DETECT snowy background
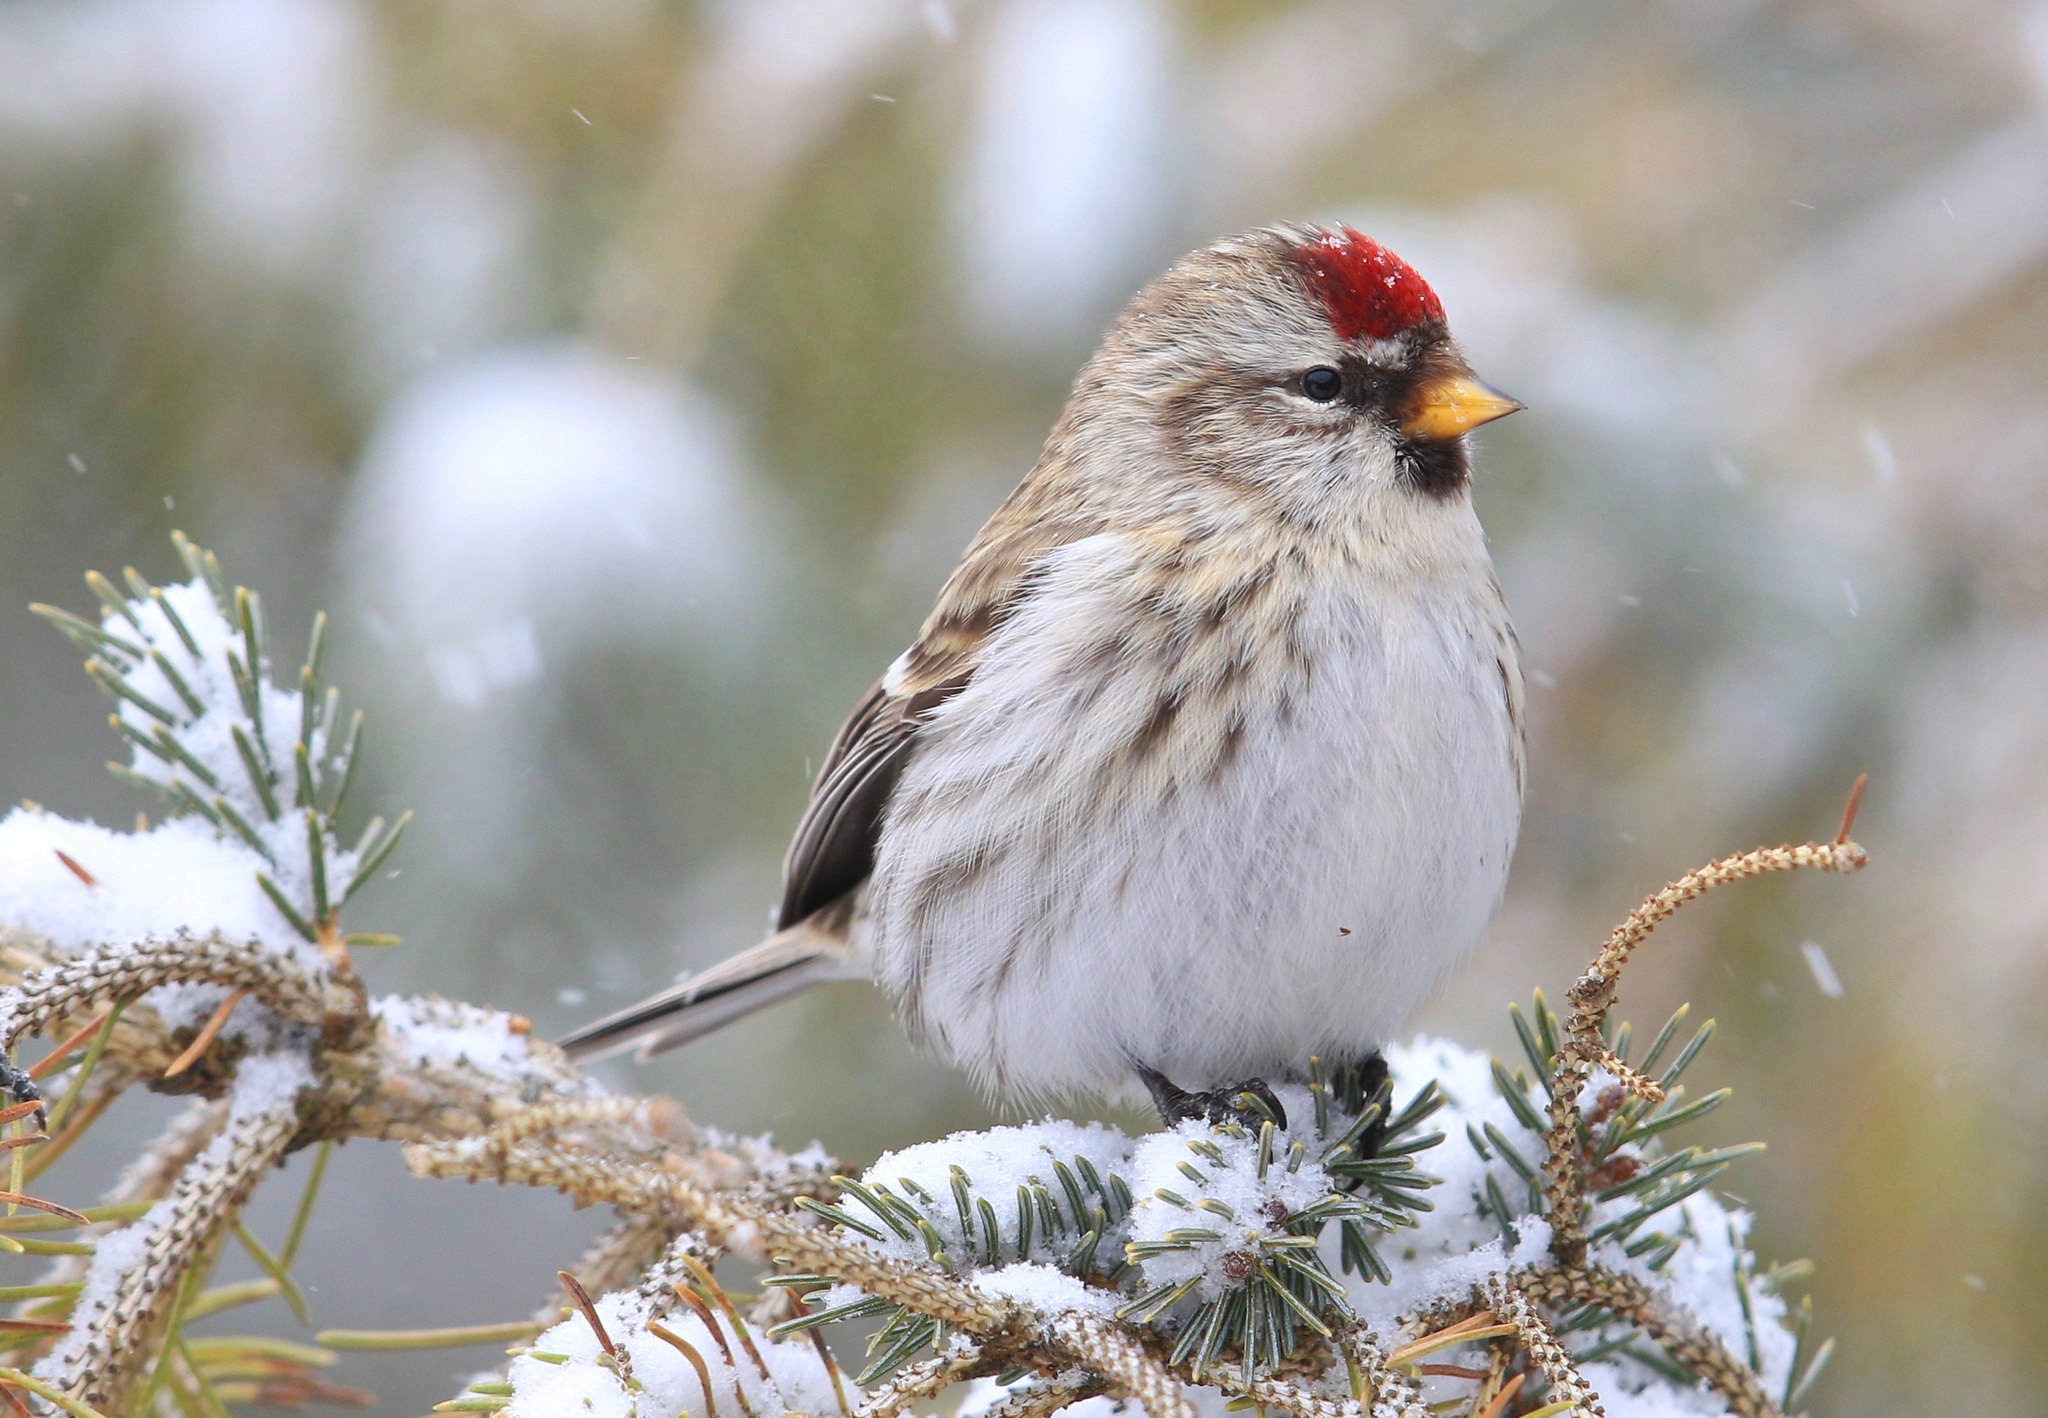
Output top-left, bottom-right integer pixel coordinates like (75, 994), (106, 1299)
(1, 0), (2044, 1412)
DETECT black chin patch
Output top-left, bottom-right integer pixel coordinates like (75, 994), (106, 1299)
(1395, 435), (1470, 499)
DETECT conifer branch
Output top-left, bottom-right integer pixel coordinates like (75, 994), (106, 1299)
(1543, 826), (1868, 1268)
(1515, 1264), (1783, 1418)
(1479, 1275), (1603, 1417)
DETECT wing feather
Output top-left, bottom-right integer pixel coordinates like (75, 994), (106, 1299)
(774, 485), (1102, 930)
(778, 692), (914, 927)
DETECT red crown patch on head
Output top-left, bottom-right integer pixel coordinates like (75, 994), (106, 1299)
(1292, 227), (1444, 342)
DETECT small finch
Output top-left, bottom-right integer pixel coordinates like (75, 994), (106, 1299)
(562, 224), (1526, 1123)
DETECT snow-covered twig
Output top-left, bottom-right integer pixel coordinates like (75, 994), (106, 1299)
(32, 1055), (311, 1411)
(852, 1338), (987, 1418)
(1038, 1309), (1193, 1418)
(971, 1372), (1105, 1418)
(0, 929), (331, 1054)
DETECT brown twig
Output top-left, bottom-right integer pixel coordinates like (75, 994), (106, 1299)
(36, 1072), (301, 1411)
(1543, 799), (1869, 1267)
(854, 1340), (986, 1418)
(1589, 1050), (1664, 1105)
(1209, 1368), (1362, 1418)
(1042, 1309), (1193, 1418)
(481, 1093), (688, 1156)
(973, 1374), (1104, 1418)
(0, 930), (329, 1052)
(1336, 1323), (1427, 1417)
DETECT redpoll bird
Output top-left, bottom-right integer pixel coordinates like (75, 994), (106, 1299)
(562, 224), (1526, 1123)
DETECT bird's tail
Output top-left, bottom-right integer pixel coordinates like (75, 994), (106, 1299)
(558, 918), (856, 1063)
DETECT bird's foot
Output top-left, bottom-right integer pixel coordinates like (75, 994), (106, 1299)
(1, 1058), (45, 1133)
(1138, 1066), (1288, 1132)
(1328, 1050), (1391, 1154)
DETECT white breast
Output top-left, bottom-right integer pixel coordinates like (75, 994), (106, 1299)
(868, 528), (1522, 1103)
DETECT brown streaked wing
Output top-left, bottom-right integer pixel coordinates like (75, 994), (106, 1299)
(773, 479), (1102, 931)
(775, 666), (978, 930)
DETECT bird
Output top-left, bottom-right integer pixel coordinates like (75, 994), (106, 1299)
(561, 223), (1526, 1126)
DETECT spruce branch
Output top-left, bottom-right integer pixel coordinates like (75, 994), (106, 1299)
(1479, 1275), (1604, 1418)
(971, 1372), (1104, 1418)
(1038, 1309), (1192, 1418)
(0, 931), (331, 1053)
(1515, 1265), (1783, 1418)
(1335, 1322), (1428, 1418)
(850, 1339), (985, 1418)
(1542, 798), (1869, 1268)
(34, 1056), (307, 1412)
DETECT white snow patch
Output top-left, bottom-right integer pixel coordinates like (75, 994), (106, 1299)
(973, 1262), (1122, 1320)
(860, 1118), (1134, 1268)
(227, 1049), (317, 1117)
(0, 811), (316, 972)
(372, 994), (548, 1081)
(503, 1285), (842, 1418)
(1125, 1092), (1337, 1303)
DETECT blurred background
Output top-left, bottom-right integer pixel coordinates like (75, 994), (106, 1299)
(1, 0), (2044, 1411)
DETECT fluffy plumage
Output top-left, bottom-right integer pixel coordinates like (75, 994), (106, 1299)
(562, 224), (1526, 1107)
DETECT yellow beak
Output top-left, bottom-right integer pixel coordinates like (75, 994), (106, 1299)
(1399, 374), (1525, 442)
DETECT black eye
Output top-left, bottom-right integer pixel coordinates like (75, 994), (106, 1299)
(1300, 366), (1342, 402)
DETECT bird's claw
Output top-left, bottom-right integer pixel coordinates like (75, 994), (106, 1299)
(2, 1058), (46, 1134)
(1139, 1067), (1289, 1132)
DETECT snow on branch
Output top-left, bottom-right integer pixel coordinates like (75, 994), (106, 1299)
(0, 536), (1855, 1418)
